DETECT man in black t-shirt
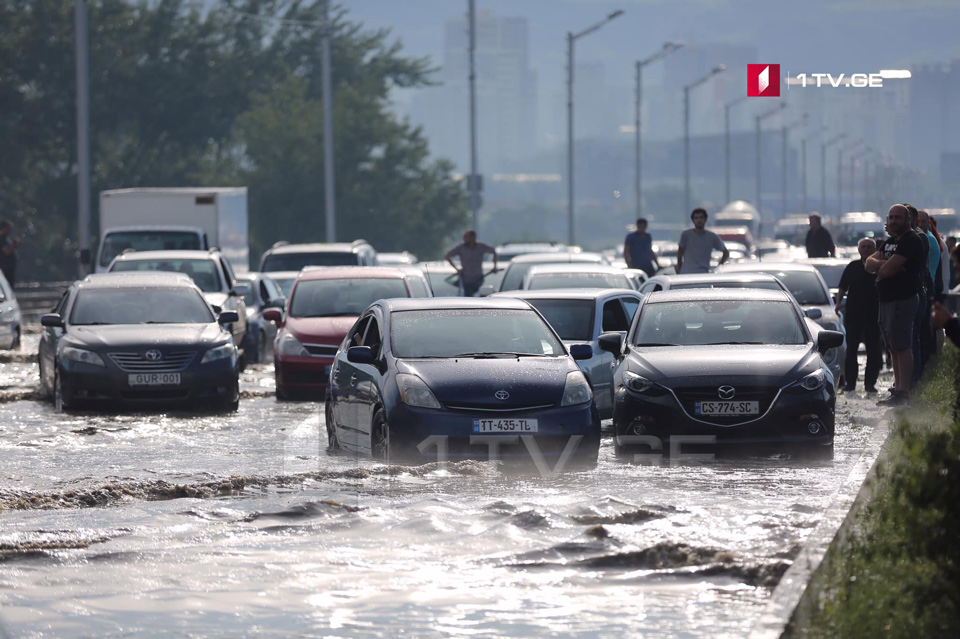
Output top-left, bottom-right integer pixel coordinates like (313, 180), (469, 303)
(836, 238), (881, 393)
(865, 204), (925, 406)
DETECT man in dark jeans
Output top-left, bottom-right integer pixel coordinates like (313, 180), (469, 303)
(623, 218), (660, 277)
(835, 238), (881, 393)
(805, 214), (836, 258)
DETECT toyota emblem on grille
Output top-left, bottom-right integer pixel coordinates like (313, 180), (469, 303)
(145, 350), (163, 361)
(495, 390), (510, 401)
(718, 385), (736, 400)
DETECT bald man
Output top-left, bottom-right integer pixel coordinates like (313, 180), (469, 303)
(865, 204), (925, 406)
(835, 238), (881, 393)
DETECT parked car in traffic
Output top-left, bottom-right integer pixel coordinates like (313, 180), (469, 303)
(494, 242), (574, 262)
(601, 288), (843, 457)
(107, 248), (249, 367)
(493, 251), (608, 293)
(494, 288), (642, 419)
(38, 272), (240, 412)
(522, 264), (634, 291)
(0, 272), (21, 350)
(259, 240), (377, 272)
(234, 273), (285, 364)
(638, 272), (789, 295)
(324, 297), (601, 463)
(264, 267), (415, 399)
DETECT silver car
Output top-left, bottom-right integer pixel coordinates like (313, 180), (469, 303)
(494, 288), (643, 419)
(0, 272), (21, 350)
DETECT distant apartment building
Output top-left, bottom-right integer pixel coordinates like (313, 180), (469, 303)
(909, 61), (960, 175)
(411, 10), (537, 173)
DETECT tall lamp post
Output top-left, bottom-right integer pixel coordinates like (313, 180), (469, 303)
(755, 101), (786, 222)
(75, 0), (91, 276)
(801, 126), (828, 215)
(566, 9), (625, 245)
(781, 113), (808, 218)
(850, 147), (872, 211)
(838, 138), (863, 217)
(683, 64), (725, 215)
(724, 95), (749, 204)
(467, 0), (480, 230)
(635, 41), (683, 218)
(320, 0), (337, 242)
(821, 133), (847, 216)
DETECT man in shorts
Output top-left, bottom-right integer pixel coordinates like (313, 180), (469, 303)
(865, 204), (925, 406)
(445, 229), (498, 297)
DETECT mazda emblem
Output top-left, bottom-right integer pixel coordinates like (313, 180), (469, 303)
(494, 390), (510, 401)
(717, 385), (736, 400)
(145, 350), (163, 361)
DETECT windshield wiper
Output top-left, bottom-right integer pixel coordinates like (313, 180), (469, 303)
(453, 351), (543, 358)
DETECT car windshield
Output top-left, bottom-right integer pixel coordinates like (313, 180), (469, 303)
(290, 278), (409, 317)
(753, 270), (830, 305)
(110, 258), (222, 292)
(99, 231), (202, 267)
(391, 309), (563, 358)
(523, 299), (595, 341)
(634, 300), (805, 347)
(528, 272), (629, 290)
(261, 252), (357, 271)
(70, 288), (214, 325)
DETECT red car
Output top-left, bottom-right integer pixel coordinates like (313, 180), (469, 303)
(264, 267), (417, 399)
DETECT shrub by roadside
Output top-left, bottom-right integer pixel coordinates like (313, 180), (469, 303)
(799, 346), (960, 638)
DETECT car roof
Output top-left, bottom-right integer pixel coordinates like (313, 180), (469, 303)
(110, 250), (218, 261)
(650, 272), (780, 284)
(507, 252), (604, 264)
(717, 261), (821, 274)
(526, 263), (625, 275)
(383, 297), (532, 312)
(296, 266), (406, 281)
(644, 288), (793, 303)
(797, 257), (853, 266)
(266, 242), (366, 255)
(78, 272), (198, 289)
(494, 288), (640, 301)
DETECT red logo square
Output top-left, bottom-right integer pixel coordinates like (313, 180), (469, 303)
(747, 64), (780, 97)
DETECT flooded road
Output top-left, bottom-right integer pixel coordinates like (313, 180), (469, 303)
(0, 335), (886, 638)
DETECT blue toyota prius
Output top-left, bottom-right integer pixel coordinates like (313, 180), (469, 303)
(324, 297), (601, 465)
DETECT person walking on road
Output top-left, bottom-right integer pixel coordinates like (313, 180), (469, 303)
(0, 220), (23, 287)
(805, 214), (836, 258)
(676, 208), (728, 275)
(835, 238), (882, 394)
(445, 229), (497, 297)
(623, 218), (660, 277)
(865, 204), (925, 406)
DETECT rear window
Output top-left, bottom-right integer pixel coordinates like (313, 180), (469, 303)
(261, 252), (358, 271)
(290, 278), (409, 317)
(527, 272), (629, 290)
(99, 231), (201, 267)
(110, 258), (222, 292)
(524, 299), (594, 341)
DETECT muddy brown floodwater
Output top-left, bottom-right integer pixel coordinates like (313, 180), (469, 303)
(0, 336), (888, 638)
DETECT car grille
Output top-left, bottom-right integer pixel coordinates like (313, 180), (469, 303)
(446, 402), (555, 413)
(304, 343), (339, 357)
(670, 385), (780, 425)
(108, 351), (197, 373)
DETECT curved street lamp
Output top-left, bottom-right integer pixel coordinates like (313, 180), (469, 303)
(635, 41), (683, 217)
(821, 133), (847, 216)
(755, 101), (787, 221)
(683, 64), (725, 215)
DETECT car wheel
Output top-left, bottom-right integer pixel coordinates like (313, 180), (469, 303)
(54, 369), (73, 412)
(371, 408), (390, 461)
(219, 379), (240, 413)
(325, 400), (340, 450)
(276, 383), (289, 401)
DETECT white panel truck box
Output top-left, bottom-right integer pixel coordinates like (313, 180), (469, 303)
(95, 187), (249, 273)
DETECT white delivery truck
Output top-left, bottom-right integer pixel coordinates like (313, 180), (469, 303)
(95, 187), (249, 273)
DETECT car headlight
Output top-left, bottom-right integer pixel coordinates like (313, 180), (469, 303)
(61, 345), (105, 367)
(561, 370), (593, 406)
(278, 333), (308, 357)
(396, 373), (441, 409)
(622, 370), (654, 394)
(800, 369), (826, 391)
(201, 343), (237, 364)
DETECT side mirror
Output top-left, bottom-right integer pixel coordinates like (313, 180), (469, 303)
(597, 331), (624, 358)
(211, 305), (223, 315)
(478, 284), (495, 297)
(229, 287), (243, 297)
(817, 330), (845, 354)
(263, 308), (284, 326)
(218, 311), (240, 324)
(41, 313), (64, 328)
(804, 308), (823, 321)
(347, 345), (373, 364)
(569, 343), (593, 361)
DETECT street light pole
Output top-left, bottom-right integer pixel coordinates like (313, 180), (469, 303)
(467, 0), (480, 230)
(851, 148), (871, 211)
(781, 114), (808, 218)
(724, 96), (749, 205)
(75, 0), (91, 276)
(683, 65), (725, 215)
(566, 9), (624, 245)
(321, 0), (337, 242)
(821, 133), (846, 216)
(801, 127), (828, 215)
(635, 42), (683, 218)
(755, 101), (786, 223)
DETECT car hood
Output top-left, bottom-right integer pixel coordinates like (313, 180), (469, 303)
(626, 344), (819, 387)
(398, 357), (574, 407)
(286, 315), (357, 345)
(63, 323), (228, 350)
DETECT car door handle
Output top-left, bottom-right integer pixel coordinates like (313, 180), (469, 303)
(350, 374), (358, 386)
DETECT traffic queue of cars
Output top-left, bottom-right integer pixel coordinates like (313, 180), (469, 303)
(30, 237), (849, 463)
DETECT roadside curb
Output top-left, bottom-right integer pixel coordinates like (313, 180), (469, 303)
(748, 406), (895, 639)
